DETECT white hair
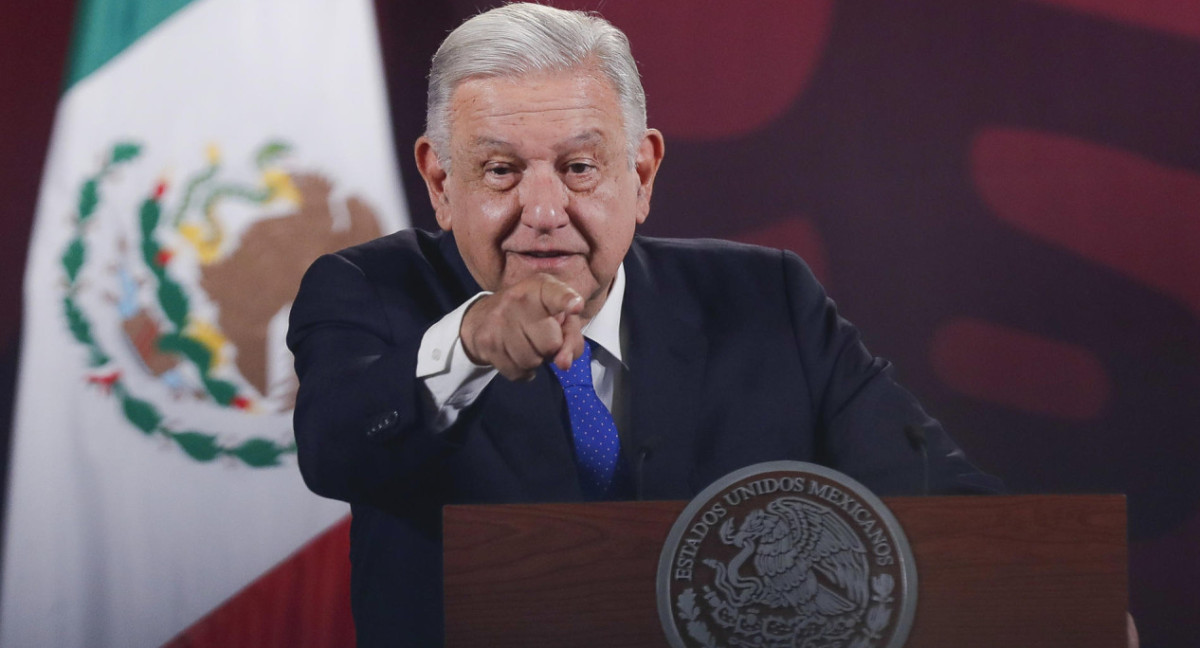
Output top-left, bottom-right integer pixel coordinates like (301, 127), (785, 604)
(425, 2), (647, 166)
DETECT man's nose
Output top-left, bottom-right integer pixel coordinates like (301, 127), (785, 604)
(518, 167), (569, 232)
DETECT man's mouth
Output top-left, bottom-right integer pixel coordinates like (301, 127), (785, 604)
(508, 250), (582, 271)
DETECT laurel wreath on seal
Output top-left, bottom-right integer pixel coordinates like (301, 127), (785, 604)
(675, 573), (895, 648)
(676, 588), (720, 648)
(60, 141), (296, 467)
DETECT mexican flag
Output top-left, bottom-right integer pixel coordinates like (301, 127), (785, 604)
(1, 0), (405, 645)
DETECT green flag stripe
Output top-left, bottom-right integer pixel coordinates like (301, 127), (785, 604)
(64, 0), (198, 90)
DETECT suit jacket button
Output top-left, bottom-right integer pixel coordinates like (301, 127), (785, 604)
(365, 411), (400, 440)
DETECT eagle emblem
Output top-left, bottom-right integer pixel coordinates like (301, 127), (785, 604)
(58, 140), (384, 466)
(706, 496), (868, 619)
(659, 462), (915, 648)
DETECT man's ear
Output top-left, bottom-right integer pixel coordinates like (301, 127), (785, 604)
(634, 129), (665, 225)
(415, 136), (452, 231)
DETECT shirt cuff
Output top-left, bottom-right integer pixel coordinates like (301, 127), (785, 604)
(417, 292), (497, 431)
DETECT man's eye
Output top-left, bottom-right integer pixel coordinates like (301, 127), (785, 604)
(566, 162), (594, 175)
(481, 164), (519, 189)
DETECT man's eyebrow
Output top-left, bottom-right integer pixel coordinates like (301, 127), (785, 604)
(466, 130), (608, 154)
(469, 136), (513, 150)
(561, 130), (604, 148)
(552, 130), (609, 157)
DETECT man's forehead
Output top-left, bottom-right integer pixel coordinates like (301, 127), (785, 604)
(449, 68), (621, 120)
(453, 63), (613, 99)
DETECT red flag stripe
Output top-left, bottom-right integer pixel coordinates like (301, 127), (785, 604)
(163, 517), (355, 648)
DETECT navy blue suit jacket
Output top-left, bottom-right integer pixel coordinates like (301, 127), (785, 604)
(287, 229), (999, 646)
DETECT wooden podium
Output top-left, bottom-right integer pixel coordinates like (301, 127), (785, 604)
(444, 495), (1126, 647)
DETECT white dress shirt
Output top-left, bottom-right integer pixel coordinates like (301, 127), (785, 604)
(416, 265), (628, 432)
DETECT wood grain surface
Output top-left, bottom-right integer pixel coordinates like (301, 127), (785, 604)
(444, 495), (1126, 647)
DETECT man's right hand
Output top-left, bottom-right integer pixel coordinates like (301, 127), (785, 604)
(459, 273), (586, 381)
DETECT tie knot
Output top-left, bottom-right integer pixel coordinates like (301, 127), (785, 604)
(550, 340), (594, 388)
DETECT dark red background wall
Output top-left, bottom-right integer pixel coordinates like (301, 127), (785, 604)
(0, 0), (76, 545)
(5, 1), (1199, 646)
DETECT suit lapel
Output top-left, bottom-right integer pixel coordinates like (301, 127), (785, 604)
(622, 239), (707, 499)
(476, 368), (583, 501)
(434, 231), (582, 499)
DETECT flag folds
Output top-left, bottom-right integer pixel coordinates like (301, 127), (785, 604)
(1, 0), (405, 645)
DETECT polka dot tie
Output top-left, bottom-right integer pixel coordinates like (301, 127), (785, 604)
(549, 341), (621, 499)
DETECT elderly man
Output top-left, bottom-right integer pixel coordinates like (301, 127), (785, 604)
(288, 3), (999, 645)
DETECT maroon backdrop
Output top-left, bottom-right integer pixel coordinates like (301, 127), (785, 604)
(4, 1), (1198, 646)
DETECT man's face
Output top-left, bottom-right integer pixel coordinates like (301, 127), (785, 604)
(415, 66), (664, 320)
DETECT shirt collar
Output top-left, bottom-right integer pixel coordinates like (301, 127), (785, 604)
(582, 263), (625, 366)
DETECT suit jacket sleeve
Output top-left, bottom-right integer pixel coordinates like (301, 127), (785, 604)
(287, 239), (467, 511)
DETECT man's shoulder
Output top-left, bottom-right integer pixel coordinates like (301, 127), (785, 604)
(625, 236), (828, 327)
(633, 235), (778, 258)
(300, 228), (476, 301)
(325, 228), (461, 281)
(631, 235), (816, 285)
(333, 228), (434, 266)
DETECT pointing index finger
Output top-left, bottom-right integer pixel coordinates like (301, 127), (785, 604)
(554, 311), (584, 370)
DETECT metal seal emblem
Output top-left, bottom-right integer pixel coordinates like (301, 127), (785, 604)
(658, 461), (917, 648)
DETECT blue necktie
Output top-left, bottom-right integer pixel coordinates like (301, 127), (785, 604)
(549, 341), (621, 499)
